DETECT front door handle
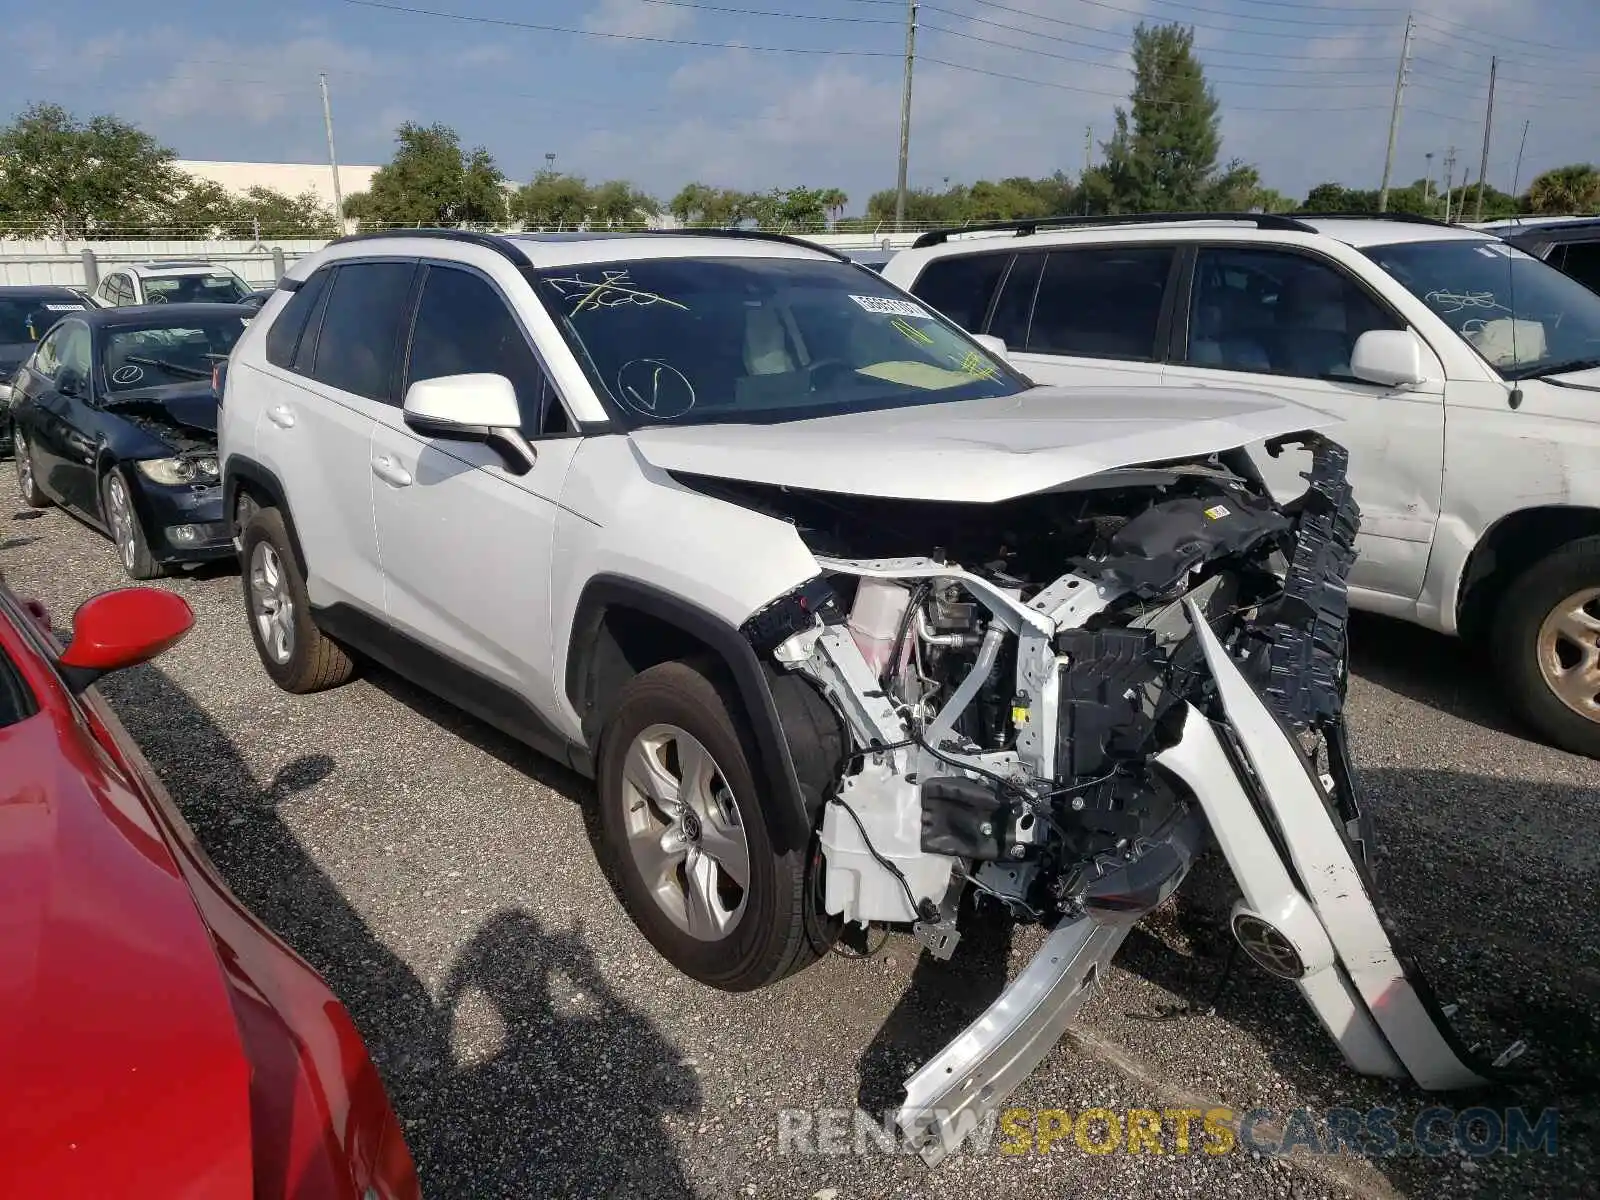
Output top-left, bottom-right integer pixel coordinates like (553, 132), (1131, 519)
(267, 404), (296, 429)
(370, 454), (414, 487)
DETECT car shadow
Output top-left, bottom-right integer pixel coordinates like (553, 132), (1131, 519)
(1349, 611), (1525, 738)
(97, 664), (700, 1198)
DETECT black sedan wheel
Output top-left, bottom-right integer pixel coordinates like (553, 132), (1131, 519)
(101, 467), (163, 580)
(14, 429), (49, 509)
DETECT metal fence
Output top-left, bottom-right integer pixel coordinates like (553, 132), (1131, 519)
(0, 238), (328, 290)
(0, 229), (929, 291)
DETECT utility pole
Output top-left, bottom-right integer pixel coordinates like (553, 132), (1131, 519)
(1473, 56), (1497, 222)
(1442, 146), (1457, 222)
(1378, 13), (1415, 213)
(1083, 125), (1093, 215)
(320, 73), (344, 233)
(1510, 119), (1531, 198)
(1424, 151), (1434, 203)
(893, 0), (919, 230)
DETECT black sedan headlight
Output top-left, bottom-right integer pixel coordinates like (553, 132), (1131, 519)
(135, 454), (220, 486)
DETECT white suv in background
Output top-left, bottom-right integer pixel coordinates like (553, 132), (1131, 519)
(216, 227), (1501, 1157)
(94, 261), (255, 307)
(884, 213), (1600, 757)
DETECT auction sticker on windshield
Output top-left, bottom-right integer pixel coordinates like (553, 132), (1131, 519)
(850, 295), (931, 318)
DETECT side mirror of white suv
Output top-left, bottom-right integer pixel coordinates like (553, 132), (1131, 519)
(1350, 329), (1427, 389)
(402, 373), (536, 473)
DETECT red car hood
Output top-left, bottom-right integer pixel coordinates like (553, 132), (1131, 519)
(0, 708), (253, 1196)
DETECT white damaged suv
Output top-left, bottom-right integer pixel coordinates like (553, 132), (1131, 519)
(218, 229), (1509, 1161)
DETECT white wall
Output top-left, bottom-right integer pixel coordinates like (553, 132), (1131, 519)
(174, 160), (380, 210)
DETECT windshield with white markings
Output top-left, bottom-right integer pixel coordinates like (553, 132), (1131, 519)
(1364, 238), (1600, 380)
(528, 256), (1025, 427)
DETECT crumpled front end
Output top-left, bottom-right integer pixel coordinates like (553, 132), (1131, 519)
(736, 434), (1506, 1165)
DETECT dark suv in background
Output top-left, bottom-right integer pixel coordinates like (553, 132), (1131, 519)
(1484, 217), (1600, 294)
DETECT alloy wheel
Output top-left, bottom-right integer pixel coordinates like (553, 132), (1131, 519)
(620, 723), (751, 941)
(249, 541), (295, 665)
(15, 432), (33, 498)
(106, 474), (137, 572)
(1537, 586), (1600, 723)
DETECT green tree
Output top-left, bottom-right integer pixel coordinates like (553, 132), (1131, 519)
(515, 171), (594, 226)
(1100, 23), (1223, 211)
(818, 187), (849, 226)
(233, 186), (335, 238)
(1525, 163), (1600, 215)
(344, 122), (506, 229)
(588, 179), (657, 228)
(0, 102), (180, 237)
(161, 176), (239, 236)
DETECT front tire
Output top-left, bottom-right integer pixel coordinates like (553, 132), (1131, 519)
(102, 467), (163, 580)
(597, 661), (818, 991)
(1491, 535), (1600, 758)
(14, 429), (49, 508)
(240, 506), (355, 693)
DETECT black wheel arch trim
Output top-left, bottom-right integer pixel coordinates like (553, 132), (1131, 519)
(224, 457), (309, 576)
(566, 574), (816, 855)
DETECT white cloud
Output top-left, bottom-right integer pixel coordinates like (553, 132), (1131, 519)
(583, 0), (693, 40)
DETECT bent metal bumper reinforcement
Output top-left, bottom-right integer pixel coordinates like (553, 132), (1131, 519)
(894, 915), (1130, 1168)
(893, 813), (1208, 1167)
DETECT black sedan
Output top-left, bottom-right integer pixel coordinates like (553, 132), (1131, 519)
(9, 303), (249, 579)
(0, 285), (94, 457)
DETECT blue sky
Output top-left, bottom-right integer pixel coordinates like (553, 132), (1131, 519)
(7, 0), (1598, 209)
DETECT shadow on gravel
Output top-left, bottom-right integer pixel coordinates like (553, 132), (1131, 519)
(856, 902), (1016, 1118)
(103, 665), (700, 1199)
(1349, 611), (1524, 739)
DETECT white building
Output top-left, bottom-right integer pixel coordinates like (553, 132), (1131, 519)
(174, 159), (382, 210)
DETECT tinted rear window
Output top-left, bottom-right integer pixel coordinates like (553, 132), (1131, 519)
(908, 252), (1010, 333)
(1027, 247), (1176, 360)
(0, 296), (85, 345)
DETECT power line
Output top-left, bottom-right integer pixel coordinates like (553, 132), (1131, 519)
(633, 0), (897, 25)
(967, 0), (1396, 33)
(921, 23), (1406, 88)
(336, 0), (900, 56)
(918, 54), (1392, 111)
(920, 5), (1402, 77)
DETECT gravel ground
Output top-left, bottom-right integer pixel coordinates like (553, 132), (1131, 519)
(3, 501), (1595, 1200)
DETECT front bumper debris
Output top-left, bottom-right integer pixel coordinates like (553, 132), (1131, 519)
(891, 595), (1499, 1166)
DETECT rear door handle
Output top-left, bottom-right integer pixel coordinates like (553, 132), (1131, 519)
(267, 404), (296, 429)
(370, 454), (414, 487)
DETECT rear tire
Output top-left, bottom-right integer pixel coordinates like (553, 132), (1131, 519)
(240, 506), (355, 693)
(14, 429), (49, 508)
(1490, 535), (1600, 759)
(596, 660), (821, 991)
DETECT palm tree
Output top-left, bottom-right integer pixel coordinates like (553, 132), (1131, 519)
(1526, 163), (1600, 215)
(818, 187), (849, 228)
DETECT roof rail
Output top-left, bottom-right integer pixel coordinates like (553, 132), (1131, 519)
(1286, 210), (1455, 227)
(327, 227), (533, 267)
(630, 227), (854, 262)
(910, 211), (1317, 248)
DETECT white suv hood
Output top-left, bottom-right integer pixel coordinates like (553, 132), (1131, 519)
(628, 384), (1340, 503)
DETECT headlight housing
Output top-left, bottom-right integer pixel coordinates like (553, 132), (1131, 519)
(135, 454), (220, 486)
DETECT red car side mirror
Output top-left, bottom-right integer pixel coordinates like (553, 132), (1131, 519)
(58, 588), (194, 692)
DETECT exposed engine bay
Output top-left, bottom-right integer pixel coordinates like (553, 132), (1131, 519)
(716, 432), (1510, 1165)
(730, 436), (1349, 934)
